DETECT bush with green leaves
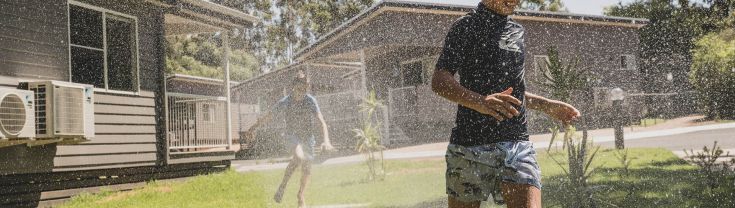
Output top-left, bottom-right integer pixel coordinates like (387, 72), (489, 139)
(685, 141), (735, 189)
(689, 28), (735, 119)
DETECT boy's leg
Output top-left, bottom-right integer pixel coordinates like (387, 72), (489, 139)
(501, 182), (541, 208)
(297, 161), (312, 208)
(274, 155), (301, 203)
(448, 196), (481, 208)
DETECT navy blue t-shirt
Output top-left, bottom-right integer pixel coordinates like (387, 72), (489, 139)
(272, 94), (321, 138)
(436, 3), (529, 146)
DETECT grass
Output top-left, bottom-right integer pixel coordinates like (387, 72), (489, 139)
(59, 171), (268, 208)
(638, 118), (666, 127)
(540, 148), (735, 208)
(715, 119), (734, 123)
(61, 148), (734, 208)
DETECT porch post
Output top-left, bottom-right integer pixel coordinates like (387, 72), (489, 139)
(360, 49), (367, 96)
(305, 63), (311, 84)
(223, 32), (233, 150)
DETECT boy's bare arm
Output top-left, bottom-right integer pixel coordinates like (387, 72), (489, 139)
(431, 70), (521, 121)
(525, 92), (552, 112)
(525, 92), (581, 125)
(316, 111), (334, 150)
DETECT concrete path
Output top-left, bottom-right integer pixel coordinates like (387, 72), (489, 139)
(232, 121), (735, 172)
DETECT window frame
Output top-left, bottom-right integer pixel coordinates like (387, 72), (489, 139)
(619, 54), (636, 71)
(67, 0), (141, 95)
(398, 55), (439, 87)
(533, 55), (551, 82)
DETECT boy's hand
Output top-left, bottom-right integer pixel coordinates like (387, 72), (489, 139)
(544, 100), (581, 125)
(320, 142), (336, 152)
(475, 88), (521, 121)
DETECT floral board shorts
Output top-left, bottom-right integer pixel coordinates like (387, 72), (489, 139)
(445, 141), (542, 204)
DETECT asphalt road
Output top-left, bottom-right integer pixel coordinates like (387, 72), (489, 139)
(598, 128), (735, 151)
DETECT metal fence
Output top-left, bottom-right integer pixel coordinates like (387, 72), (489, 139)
(166, 93), (230, 150)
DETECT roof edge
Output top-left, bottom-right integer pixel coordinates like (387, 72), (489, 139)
(167, 74), (240, 86)
(294, 0), (649, 62)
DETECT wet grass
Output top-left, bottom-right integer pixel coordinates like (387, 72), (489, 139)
(61, 148), (734, 208)
(541, 148), (735, 208)
(59, 171), (268, 208)
(716, 119), (734, 123)
(637, 118), (666, 127)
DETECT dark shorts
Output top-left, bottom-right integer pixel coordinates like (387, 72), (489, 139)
(445, 141), (541, 204)
(286, 135), (316, 161)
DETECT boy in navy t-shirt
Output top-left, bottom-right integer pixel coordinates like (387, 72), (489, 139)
(243, 71), (333, 208)
(432, 0), (581, 207)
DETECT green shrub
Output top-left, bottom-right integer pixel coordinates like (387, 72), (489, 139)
(689, 29), (735, 119)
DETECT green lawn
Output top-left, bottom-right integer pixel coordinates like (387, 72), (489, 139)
(638, 118), (666, 127)
(61, 148), (734, 208)
(716, 119), (734, 123)
(60, 171), (268, 208)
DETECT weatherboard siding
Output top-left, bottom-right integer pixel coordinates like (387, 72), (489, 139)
(0, 0), (167, 175)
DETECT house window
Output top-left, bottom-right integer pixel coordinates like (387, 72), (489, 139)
(592, 87), (613, 108)
(399, 56), (438, 87)
(620, 55), (635, 70)
(533, 55), (550, 81)
(69, 3), (139, 92)
(401, 61), (423, 87)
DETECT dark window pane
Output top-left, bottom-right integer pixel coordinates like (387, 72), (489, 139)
(402, 62), (423, 86)
(69, 5), (103, 49)
(71, 47), (104, 88)
(106, 16), (138, 92)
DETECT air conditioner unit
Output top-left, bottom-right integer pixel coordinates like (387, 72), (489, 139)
(19, 81), (94, 144)
(0, 88), (35, 148)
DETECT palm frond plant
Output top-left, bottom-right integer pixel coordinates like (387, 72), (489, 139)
(534, 46), (592, 104)
(353, 90), (387, 181)
(535, 46), (594, 149)
(548, 126), (607, 208)
(359, 90), (385, 123)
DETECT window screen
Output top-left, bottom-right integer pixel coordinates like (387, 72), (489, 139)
(68, 4), (138, 92)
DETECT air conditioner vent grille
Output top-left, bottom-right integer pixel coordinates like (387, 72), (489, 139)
(54, 86), (84, 135)
(0, 94), (27, 135)
(32, 85), (47, 135)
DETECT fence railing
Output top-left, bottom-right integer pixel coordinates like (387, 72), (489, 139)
(166, 93), (230, 150)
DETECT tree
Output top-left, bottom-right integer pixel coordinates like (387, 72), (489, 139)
(689, 29), (735, 119)
(167, 1), (376, 77)
(230, 0), (375, 70)
(605, 0), (733, 116)
(165, 35), (260, 81)
(521, 0), (567, 12)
